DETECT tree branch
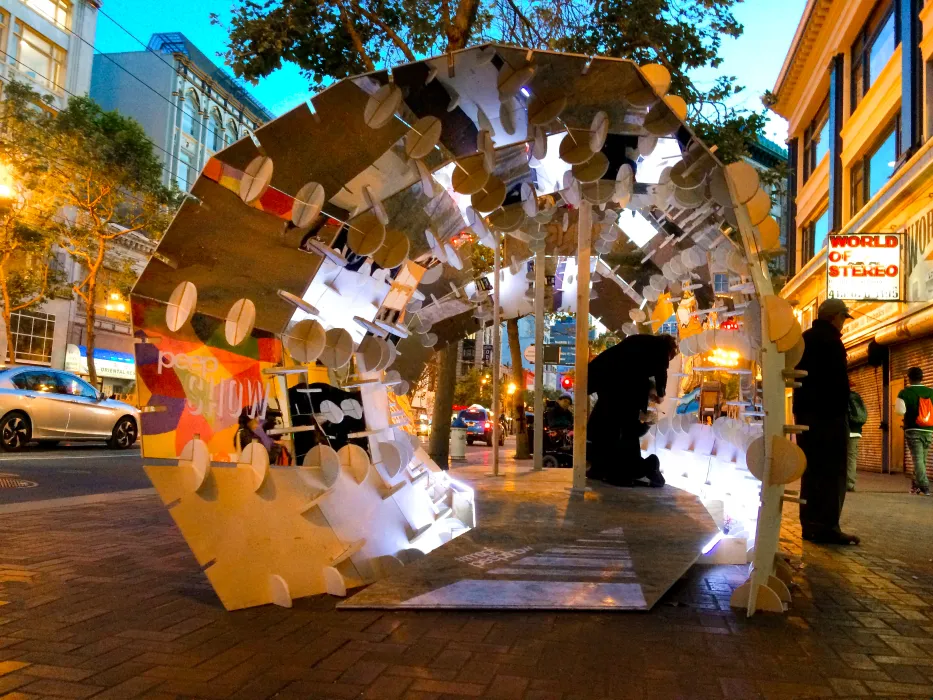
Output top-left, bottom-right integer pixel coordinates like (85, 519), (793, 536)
(336, 0), (376, 71)
(353, 1), (417, 61)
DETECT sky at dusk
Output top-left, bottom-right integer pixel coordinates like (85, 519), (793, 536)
(94, 0), (806, 144)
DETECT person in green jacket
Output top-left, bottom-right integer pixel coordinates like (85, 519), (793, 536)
(847, 390), (868, 492)
(895, 367), (933, 496)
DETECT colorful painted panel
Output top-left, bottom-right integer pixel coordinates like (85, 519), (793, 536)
(132, 297), (283, 461)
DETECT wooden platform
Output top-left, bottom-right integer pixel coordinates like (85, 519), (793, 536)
(339, 465), (719, 611)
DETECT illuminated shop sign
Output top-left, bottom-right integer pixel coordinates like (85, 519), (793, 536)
(826, 233), (901, 301)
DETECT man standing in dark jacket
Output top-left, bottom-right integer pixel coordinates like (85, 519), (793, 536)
(587, 333), (678, 487)
(794, 299), (859, 545)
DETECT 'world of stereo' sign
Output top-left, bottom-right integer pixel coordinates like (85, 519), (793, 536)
(827, 234), (902, 301)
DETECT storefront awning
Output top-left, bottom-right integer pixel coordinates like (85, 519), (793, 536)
(64, 344), (136, 380)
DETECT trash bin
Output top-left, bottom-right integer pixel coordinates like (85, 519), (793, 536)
(450, 427), (467, 461)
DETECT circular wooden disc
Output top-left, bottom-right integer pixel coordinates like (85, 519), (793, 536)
(528, 93), (566, 125)
(644, 103), (682, 137)
(471, 176), (506, 213)
(292, 182), (325, 228)
(558, 132), (594, 165)
(532, 126), (547, 159)
(285, 318), (326, 364)
(758, 215), (781, 251)
(747, 435), (806, 485)
(726, 161), (761, 204)
(581, 181), (615, 204)
(488, 205), (525, 232)
(364, 83), (402, 129)
(166, 281), (197, 332)
(498, 63), (535, 98)
(499, 100), (516, 136)
(746, 187), (772, 226)
(376, 440), (404, 477)
(340, 399), (363, 420)
(320, 328), (354, 369)
(764, 295), (796, 343)
(784, 336), (805, 370)
(709, 166), (733, 207)
(420, 332), (438, 347)
(477, 129), (496, 171)
(572, 152), (610, 183)
(357, 334), (388, 372)
(338, 443), (371, 484)
(405, 115), (442, 159)
(238, 442), (269, 490)
(278, 289), (319, 317)
(590, 111), (609, 153)
(347, 212), (386, 256)
(420, 263), (443, 285)
(669, 160), (704, 191)
(415, 159), (437, 196)
(665, 95), (688, 120)
(301, 445), (340, 489)
(626, 84), (660, 108)
(672, 184), (705, 209)
(776, 321), (803, 353)
(641, 63), (672, 95)
(225, 298), (256, 346)
(443, 244), (463, 270)
(637, 135), (658, 157)
(240, 156), (273, 204)
(452, 154), (490, 195)
(373, 229), (410, 269)
(319, 399), (345, 424)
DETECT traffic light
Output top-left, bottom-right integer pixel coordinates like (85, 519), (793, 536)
(561, 375), (573, 391)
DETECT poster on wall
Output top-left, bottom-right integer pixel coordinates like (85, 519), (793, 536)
(131, 297), (283, 462)
(906, 236), (933, 302)
(826, 233), (902, 301)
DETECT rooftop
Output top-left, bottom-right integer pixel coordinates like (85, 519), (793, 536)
(146, 32), (275, 123)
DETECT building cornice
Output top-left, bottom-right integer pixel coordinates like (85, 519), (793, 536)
(771, 0), (834, 118)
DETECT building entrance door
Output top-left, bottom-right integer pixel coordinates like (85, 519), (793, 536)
(890, 376), (907, 474)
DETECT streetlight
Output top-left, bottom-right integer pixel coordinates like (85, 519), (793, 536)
(507, 382), (517, 395)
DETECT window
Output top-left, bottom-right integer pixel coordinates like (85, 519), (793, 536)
(851, 118), (900, 214)
(9, 310), (54, 364)
(659, 314), (678, 337)
(93, 269), (130, 322)
(13, 21), (66, 92)
(801, 208), (829, 262)
(57, 372), (97, 398)
(11, 370), (60, 392)
(225, 121), (238, 147)
(209, 110), (224, 151)
(23, 0), (72, 30)
(851, 1), (898, 112)
(713, 274), (730, 294)
(803, 99), (830, 182)
(181, 93), (199, 138)
(175, 151), (193, 192)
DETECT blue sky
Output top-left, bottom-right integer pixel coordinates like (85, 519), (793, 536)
(95, 0), (806, 142)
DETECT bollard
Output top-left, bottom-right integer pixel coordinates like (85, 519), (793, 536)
(450, 427), (467, 461)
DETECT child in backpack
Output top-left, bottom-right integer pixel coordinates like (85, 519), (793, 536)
(895, 367), (933, 496)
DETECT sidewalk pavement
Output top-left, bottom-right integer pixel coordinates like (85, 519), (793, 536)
(0, 449), (931, 699)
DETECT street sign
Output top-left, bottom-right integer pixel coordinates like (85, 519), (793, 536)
(523, 344), (535, 364)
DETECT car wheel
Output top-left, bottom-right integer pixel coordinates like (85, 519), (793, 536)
(0, 412), (31, 452)
(542, 455), (559, 468)
(108, 417), (138, 450)
(467, 437), (473, 445)
(486, 436), (493, 446)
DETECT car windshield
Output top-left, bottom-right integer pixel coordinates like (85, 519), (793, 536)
(461, 411), (485, 421)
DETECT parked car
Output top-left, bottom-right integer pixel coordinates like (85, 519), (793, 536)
(454, 406), (504, 446)
(0, 366), (140, 451)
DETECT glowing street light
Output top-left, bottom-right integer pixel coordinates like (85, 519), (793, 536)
(507, 382), (517, 395)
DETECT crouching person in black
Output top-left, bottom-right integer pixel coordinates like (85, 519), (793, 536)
(586, 333), (678, 487)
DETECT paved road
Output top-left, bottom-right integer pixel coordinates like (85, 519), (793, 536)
(0, 443), (147, 504)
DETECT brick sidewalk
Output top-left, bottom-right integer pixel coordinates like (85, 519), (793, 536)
(0, 465), (932, 699)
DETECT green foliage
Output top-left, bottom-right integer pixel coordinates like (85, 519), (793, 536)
(50, 96), (180, 383)
(453, 365), (509, 408)
(0, 82), (68, 362)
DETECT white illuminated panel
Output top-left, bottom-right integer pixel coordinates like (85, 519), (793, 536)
(827, 233), (901, 301)
(618, 210), (659, 248)
(635, 138), (681, 184)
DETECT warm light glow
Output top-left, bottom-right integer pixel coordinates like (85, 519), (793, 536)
(481, 378), (488, 385)
(0, 183), (13, 199)
(110, 292), (121, 300)
(706, 347), (741, 368)
(507, 382), (517, 395)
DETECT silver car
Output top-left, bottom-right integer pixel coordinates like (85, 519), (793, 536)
(0, 366), (140, 451)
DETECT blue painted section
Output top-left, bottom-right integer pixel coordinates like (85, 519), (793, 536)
(74, 345), (134, 364)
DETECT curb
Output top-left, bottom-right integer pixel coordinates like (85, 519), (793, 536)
(0, 488), (158, 515)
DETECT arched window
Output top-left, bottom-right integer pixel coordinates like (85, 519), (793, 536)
(208, 109), (224, 151)
(225, 121), (238, 147)
(181, 92), (199, 138)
